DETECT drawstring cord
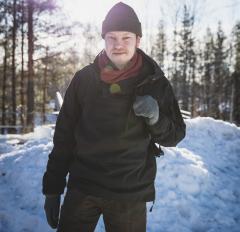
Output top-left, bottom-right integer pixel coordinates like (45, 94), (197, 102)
(149, 200), (155, 212)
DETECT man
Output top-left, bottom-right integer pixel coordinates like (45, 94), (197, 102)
(42, 2), (186, 232)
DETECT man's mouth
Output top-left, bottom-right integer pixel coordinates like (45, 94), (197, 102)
(113, 52), (126, 55)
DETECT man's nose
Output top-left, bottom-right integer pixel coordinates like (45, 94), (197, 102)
(114, 39), (124, 49)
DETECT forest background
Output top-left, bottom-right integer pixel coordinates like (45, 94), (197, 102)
(0, 0), (240, 133)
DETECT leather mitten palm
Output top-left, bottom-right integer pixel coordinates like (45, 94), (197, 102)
(133, 95), (159, 125)
(44, 195), (61, 229)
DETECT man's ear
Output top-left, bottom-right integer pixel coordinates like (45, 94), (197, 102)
(136, 36), (141, 48)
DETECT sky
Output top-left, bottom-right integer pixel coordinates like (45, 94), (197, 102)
(52, 0), (240, 55)
(58, 0), (240, 35)
(0, 117), (240, 231)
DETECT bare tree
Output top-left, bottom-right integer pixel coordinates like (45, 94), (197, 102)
(11, 0), (17, 130)
(80, 23), (100, 66)
(231, 21), (240, 125)
(20, 0), (26, 130)
(26, 0), (34, 132)
(25, 0), (57, 132)
(1, 0), (10, 133)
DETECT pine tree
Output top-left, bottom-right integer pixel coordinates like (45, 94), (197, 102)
(170, 17), (180, 99)
(177, 5), (196, 112)
(151, 20), (166, 71)
(202, 27), (214, 116)
(212, 22), (229, 119)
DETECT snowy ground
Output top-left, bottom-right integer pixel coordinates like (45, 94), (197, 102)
(0, 117), (240, 232)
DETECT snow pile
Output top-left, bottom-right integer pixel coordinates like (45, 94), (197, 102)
(150, 117), (240, 232)
(0, 127), (53, 232)
(0, 117), (240, 232)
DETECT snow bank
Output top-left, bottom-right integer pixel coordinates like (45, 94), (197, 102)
(0, 118), (240, 232)
(0, 126), (53, 232)
(149, 117), (240, 232)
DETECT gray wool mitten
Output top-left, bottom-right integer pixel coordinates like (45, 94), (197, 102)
(133, 95), (159, 125)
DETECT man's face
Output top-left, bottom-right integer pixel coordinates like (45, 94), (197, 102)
(104, 31), (140, 70)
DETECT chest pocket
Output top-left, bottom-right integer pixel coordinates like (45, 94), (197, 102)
(81, 79), (135, 138)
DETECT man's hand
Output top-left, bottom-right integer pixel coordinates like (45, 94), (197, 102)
(44, 195), (61, 229)
(133, 95), (159, 125)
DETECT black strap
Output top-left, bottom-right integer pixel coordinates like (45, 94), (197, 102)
(149, 200), (155, 212)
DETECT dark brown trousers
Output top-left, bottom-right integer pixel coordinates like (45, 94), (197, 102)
(57, 188), (146, 232)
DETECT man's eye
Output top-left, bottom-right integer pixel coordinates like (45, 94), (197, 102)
(123, 37), (130, 40)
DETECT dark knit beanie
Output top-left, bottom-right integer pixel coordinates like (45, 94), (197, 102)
(102, 2), (142, 38)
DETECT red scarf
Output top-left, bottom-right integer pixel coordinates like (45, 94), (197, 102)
(98, 50), (143, 84)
